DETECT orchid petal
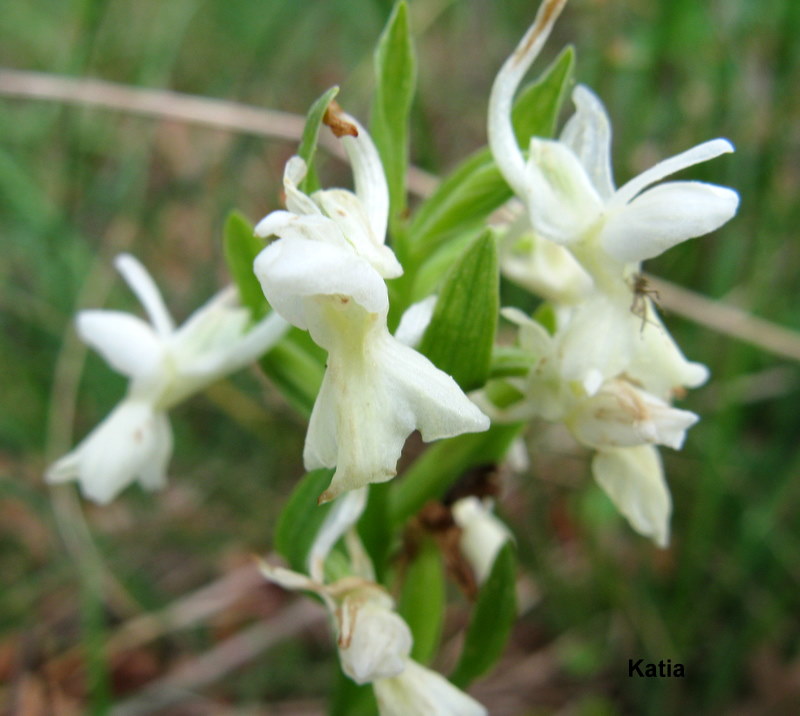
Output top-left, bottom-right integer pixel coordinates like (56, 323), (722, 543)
(374, 659), (488, 716)
(339, 113), (390, 244)
(253, 237), (389, 329)
(568, 380), (699, 450)
(524, 138), (604, 244)
(308, 488), (368, 581)
(339, 596), (412, 684)
(313, 188), (402, 278)
(501, 306), (551, 356)
(452, 497), (513, 584)
(560, 84), (615, 200)
(77, 310), (165, 382)
(500, 229), (594, 304)
(592, 445), (671, 547)
(114, 253), (174, 337)
(46, 401), (172, 504)
(135, 411), (173, 491)
(260, 563), (321, 593)
(165, 308), (288, 406)
(612, 138), (735, 207)
(629, 306), (710, 399)
(307, 315), (489, 504)
(255, 210), (352, 252)
(487, 0), (569, 199)
(282, 156), (322, 216)
(394, 296), (436, 348)
(557, 295), (634, 391)
(601, 180), (740, 263)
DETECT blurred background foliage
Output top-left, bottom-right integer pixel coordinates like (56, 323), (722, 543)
(1, 0), (799, 713)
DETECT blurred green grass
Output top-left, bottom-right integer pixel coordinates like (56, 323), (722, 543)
(1, 0), (799, 713)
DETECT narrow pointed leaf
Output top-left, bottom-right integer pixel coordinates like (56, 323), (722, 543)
(398, 536), (445, 664)
(357, 482), (391, 582)
(371, 0), (416, 230)
(223, 210), (269, 319)
(511, 45), (575, 147)
(418, 231), (498, 391)
(331, 666), (379, 716)
(259, 328), (325, 418)
(274, 468), (335, 572)
(409, 151), (511, 256)
(410, 231), (476, 302)
(450, 542), (517, 687)
(297, 85), (340, 193)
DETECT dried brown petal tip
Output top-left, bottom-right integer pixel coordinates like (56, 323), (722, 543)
(323, 101), (359, 138)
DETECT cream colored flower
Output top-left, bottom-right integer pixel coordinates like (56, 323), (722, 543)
(489, 2), (739, 278)
(255, 112), (488, 504)
(47, 254), (287, 503)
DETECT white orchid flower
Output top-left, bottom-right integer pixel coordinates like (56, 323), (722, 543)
(452, 496), (513, 584)
(488, 0), (739, 284)
(501, 309), (698, 450)
(261, 490), (487, 714)
(495, 309), (689, 546)
(254, 111), (489, 504)
(46, 254), (288, 504)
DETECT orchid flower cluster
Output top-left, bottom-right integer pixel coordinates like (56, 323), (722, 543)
(484, 0), (738, 547)
(47, 0), (737, 712)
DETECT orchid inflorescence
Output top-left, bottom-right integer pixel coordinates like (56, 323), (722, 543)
(48, 0), (737, 712)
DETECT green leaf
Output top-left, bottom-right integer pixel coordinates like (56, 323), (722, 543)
(409, 150), (512, 257)
(274, 468), (335, 572)
(371, 0), (416, 231)
(297, 85), (340, 194)
(258, 328), (325, 418)
(418, 231), (498, 391)
(223, 210), (268, 319)
(410, 230), (477, 302)
(450, 542), (517, 687)
(511, 45), (575, 147)
(331, 665), (379, 716)
(408, 46), (575, 257)
(390, 423), (523, 527)
(398, 536), (445, 664)
(357, 482), (392, 582)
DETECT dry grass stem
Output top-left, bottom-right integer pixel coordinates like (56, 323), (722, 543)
(646, 275), (800, 363)
(110, 600), (326, 716)
(0, 69), (438, 197)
